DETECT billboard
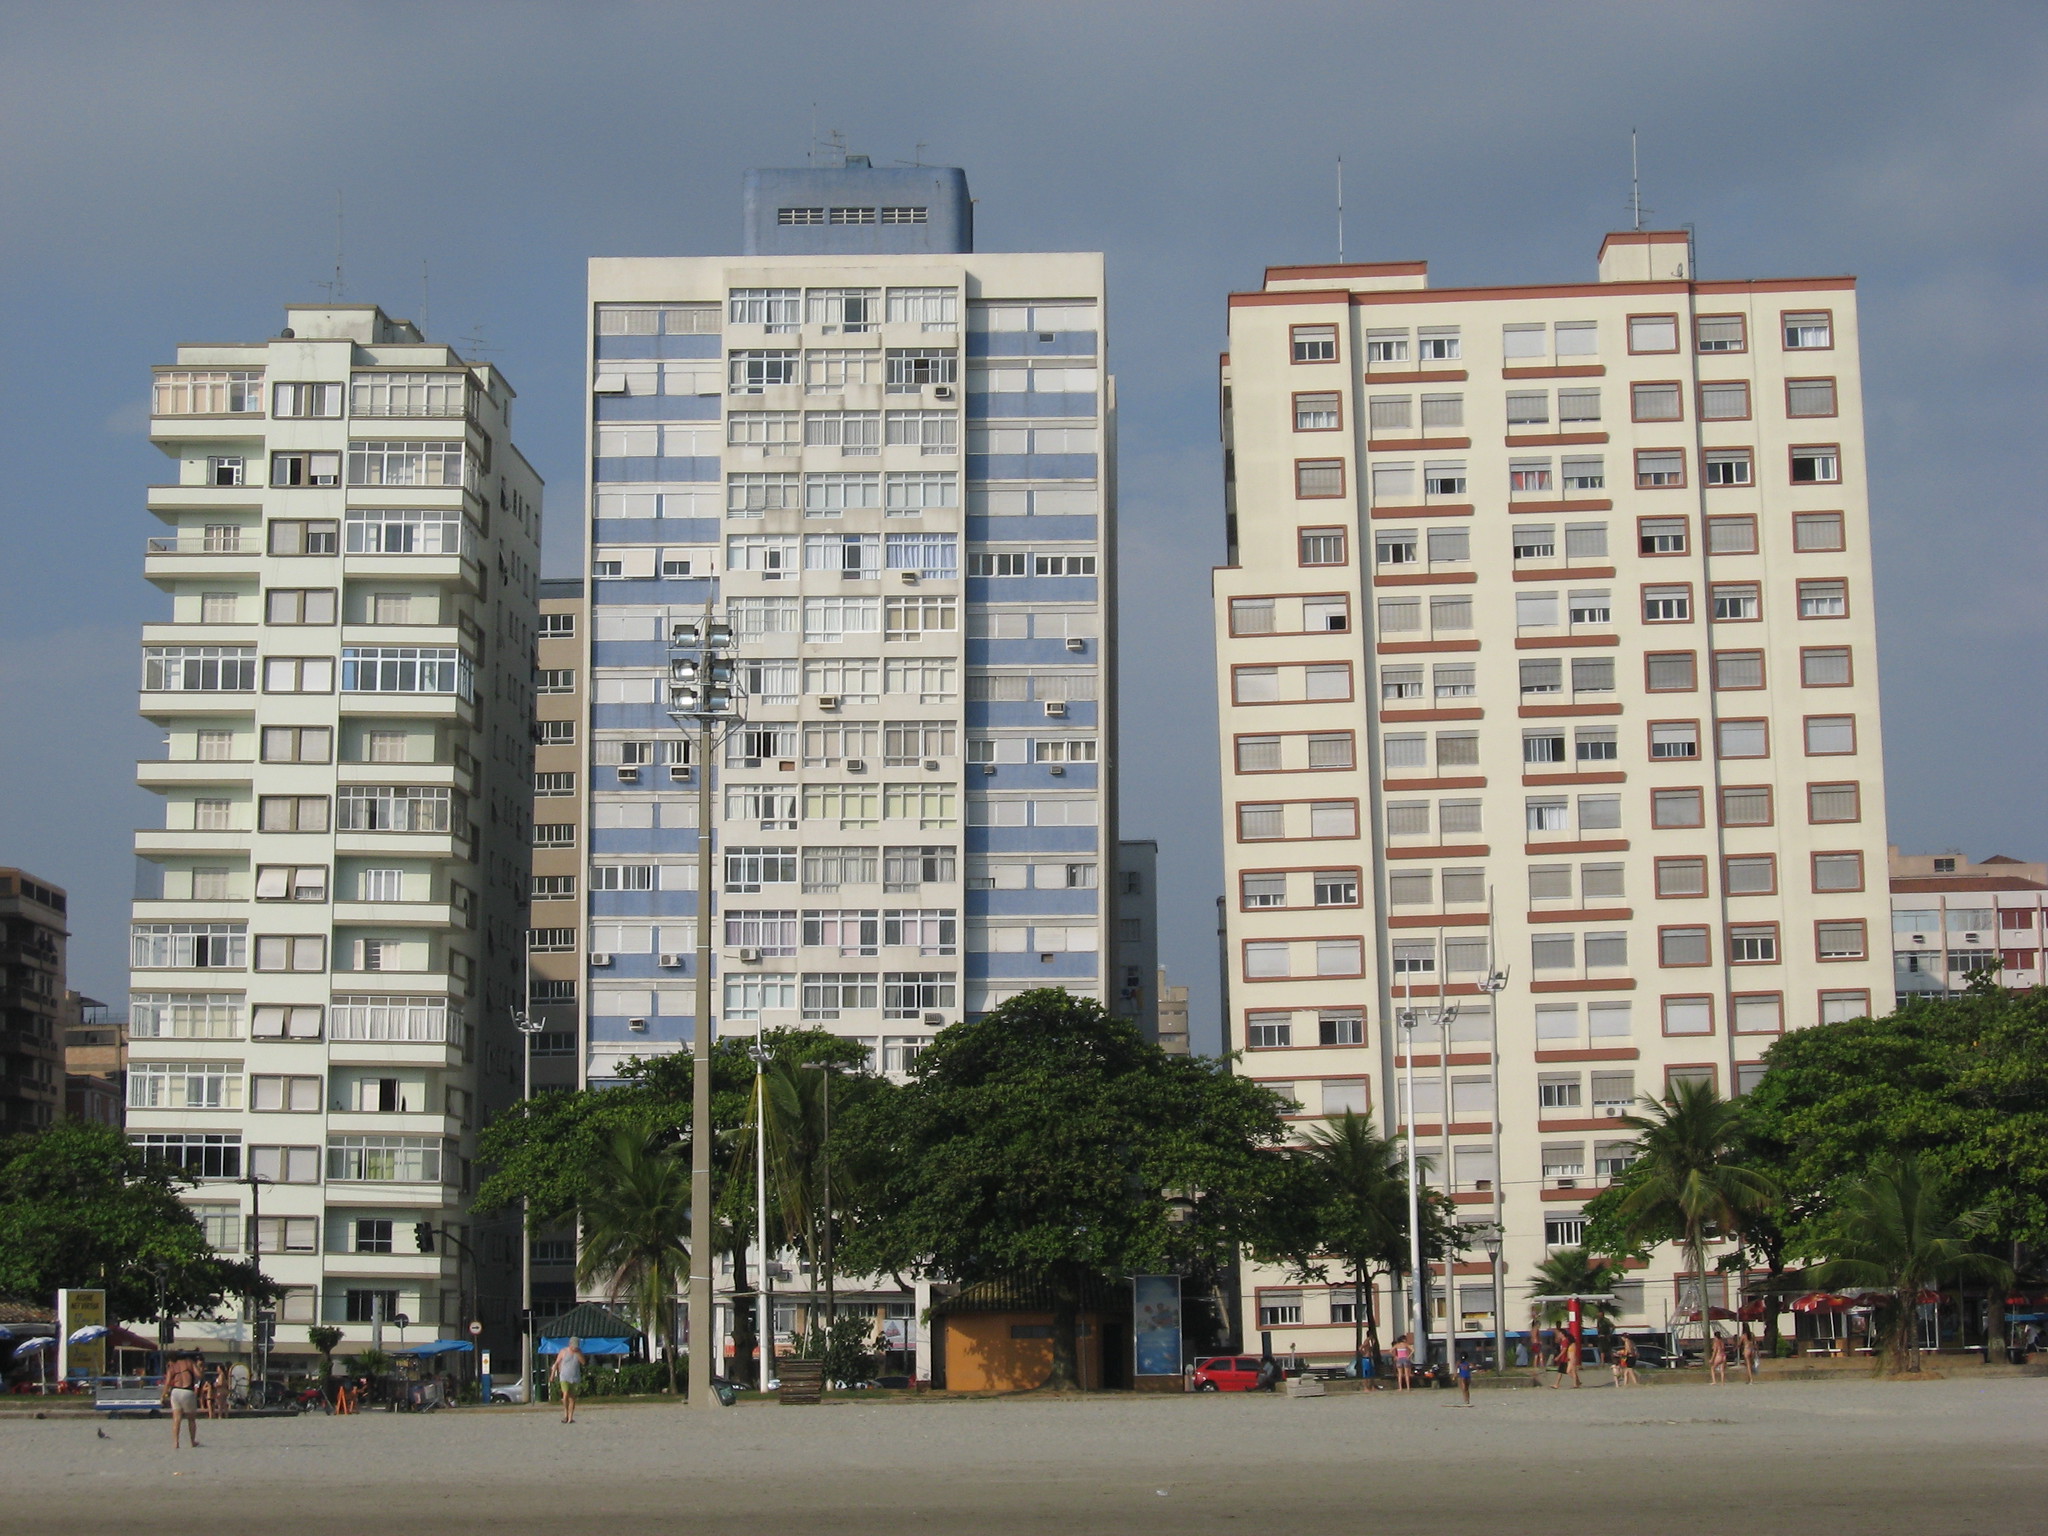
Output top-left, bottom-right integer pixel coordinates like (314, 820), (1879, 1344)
(1133, 1275), (1183, 1377)
(58, 1289), (106, 1381)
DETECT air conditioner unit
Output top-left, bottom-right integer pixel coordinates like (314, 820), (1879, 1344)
(659, 953), (685, 968)
(1048, 764), (1066, 776)
(590, 953), (614, 967)
(1065, 637), (1087, 653)
(1600, 1105), (1624, 1118)
(1555, 1177), (1578, 1189)
(1327, 615), (1349, 631)
(669, 764), (692, 780)
(981, 764), (996, 775)
(923, 1012), (945, 1027)
(933, 385), (955, 400)
(1474, 1179), (1493, 1192)
(738, 947), (763, 964)
(1043, 700), (1068, 718)
(817, 694), (840, 710)
(743, 756), (763, 769)
(777, 760), (796, 771)
(1965, 932), (1983, 944)
(846, 758), (868, 773)
(627, 1016), (647, 1033)
(898, 570), (921, 586)
(616, 765), (640, 783)
(924, 759), (940, 771)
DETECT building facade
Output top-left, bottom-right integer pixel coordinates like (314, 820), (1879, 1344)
(576, 162), (1115, 1364)
(528, 578), (588, 1094)
(0, 869), (69, 1133)
(132, 304), (540, 1360)
(1116, 840), (1160, 1040)
(62, 993), (126, 1126)
(1213, 232), (1892, 1356)
(1891, 847), (2048, 995)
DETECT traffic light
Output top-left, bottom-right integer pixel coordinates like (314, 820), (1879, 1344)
(414, 1222), (436, 1253)
(253, 1311), (276, 1348)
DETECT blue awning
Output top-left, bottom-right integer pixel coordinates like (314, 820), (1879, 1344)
(539, 1337), (631, 1356)
(394, 1339), (474, 1356)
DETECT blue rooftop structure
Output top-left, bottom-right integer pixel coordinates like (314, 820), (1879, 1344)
(742, 158), (973, 256)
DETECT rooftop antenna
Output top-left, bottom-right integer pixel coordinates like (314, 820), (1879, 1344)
(1631, 129), (1642, 231)
(311, 193), (347, 301)
(1336, 156), (1345, 263)
(913, 141), (927, 166)
(419, 260), (430, 338)
(458, 324), (496, 361)
(809, 103), (818, 166)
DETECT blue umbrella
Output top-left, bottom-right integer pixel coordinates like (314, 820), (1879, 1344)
(67, 1325), (108, 1345)
(0, 1326), (14, 1340)
(14, 1337), (57, 1353)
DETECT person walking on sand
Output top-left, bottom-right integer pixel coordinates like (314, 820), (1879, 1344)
(161, 1353), (204, 1449)
(1740, 1329), (1760, 1383)
(1456, 1354), (1472, 1406)
(1548, 1329), (1570, 1389)
(1393, 1334), (1413, 1393)
(1709, 1331), (1728, 1384)
(550, 1337), (586, 1423)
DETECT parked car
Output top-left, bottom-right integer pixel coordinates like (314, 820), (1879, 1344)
(1192, 1355), (1265, 1392)
(489, 1376), (527, 1405)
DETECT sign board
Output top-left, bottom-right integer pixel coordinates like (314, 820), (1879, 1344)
(1133, 1275), (1183, 1378)
(881, 1317), (911, 1351)
(469, 1321), (483, 1336)
(58, 1289), (106, 1382)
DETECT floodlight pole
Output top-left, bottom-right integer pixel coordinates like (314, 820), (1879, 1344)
(670, 603), (741, 1409)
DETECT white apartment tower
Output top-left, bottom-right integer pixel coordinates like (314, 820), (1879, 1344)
(575, 161), (1116, 1099)
(132, 304), (540, 1362)
(1215, 233), (1892, 1356)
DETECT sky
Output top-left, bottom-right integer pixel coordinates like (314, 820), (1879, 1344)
(3, 1), (2045, 1054)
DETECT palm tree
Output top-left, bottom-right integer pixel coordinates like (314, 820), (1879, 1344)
(1526, 1247), (1624, 1355)
(1293, 1113), (1423, 1370)
(307, 1325), (344, 1380)
(576, 1128), (692, 1393)
(1615, 1079), (1776, 1348)
(1804, 1154), (2011, 1374)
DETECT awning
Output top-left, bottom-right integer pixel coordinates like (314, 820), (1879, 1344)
(1679, 1307), (1738, 1322)
(393, 1340), (474, 1356)
(539, 1337), (631, 1356)
(1791, 1294), (1851, 1313)
(107, 1327), (156, 1351)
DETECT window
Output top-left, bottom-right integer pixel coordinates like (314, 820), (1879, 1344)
(1510, 458), (1553, 493)
(1798, 579), (1848, 618)
(1707, 515), (1759, 555)
(1817, 921), (1868, 960)
(1801, 647), (1852, 686)
(1805, 715), (1856, 755)
(1416, 327), (1460, 361)
(1697, 380), (1750, 421)
(129, 1060), (241, 1110)
(1703, 449), (1753, 487)
(269, 449), (342, 488)
(261, 726), (330, 763)
(1812, 852), (1864, 892)
(1560, 455), (1605, 493)
(1662, 997), (1713, 1036)
(1715, 719), (1767, 759)
(1696, 315), (1746, 353)
(269, 519), (339, 556)
(254, 865), (328, 902)
(1314, 870), (1358, 906)
(1655, 857), (1708, 898)
(1660, 927), (1711, 967)
(327, 1135), (446, 1183)
(1783, 311), (1832, 349)
(533, 824), (575, 848)
(1794, 512), (1846, 552)
(1291, 325), (1337, 363)
(1783, 376), (1840, 418)
(1728, 924), (1779, 964)
(1631, 382), (1682, 421)
(1635, 450), (1685, 489)
(1725, 855), (1776, 895)
(1713, 650), (1764, 690)
(1628, 315), (1679, 353)
(1720, 786), (1772, 826)
(155, 369), (263, 415)
(1709, 583), (1759, 622)
(1652, 788), (1704, 829)
(885, 348), (957, 392)
(886, 287), (958, 328)
(1641, 585), (1690, 623)
(256, 795), (329, 832)
(1365, 330), (1408, 364)
(341, 647), (471, 697)
(886, 411), (958, 455)
(1639, 519), (1688, 558)
(1791, 445), (1841, 484)
(1423, 460), (1466, 496)
(249, 1074), (321, 1113)
(253, 935), (326, 972)
(1807, 782), (1861, 823)
(1295, 461), (1344, 499)
(1294, 392), (1341, 430)
(805, 409), (883, 455)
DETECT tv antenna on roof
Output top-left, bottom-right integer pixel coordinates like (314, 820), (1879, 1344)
(1336, 156), (1345, 263)
(1630, 129), (1648, 231)
(458, 324), (496, 360)
(313, 193), (347, 300)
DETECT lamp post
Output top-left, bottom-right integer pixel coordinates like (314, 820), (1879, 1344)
(749, 1029), (772, 1393)
(1479, 1225), (1504, 1374)
(512, 1002), (543, 1401)
(240, 1169), (271, 1384)
(1396, 949), (1460, 1372)
(667, 608), (740, 1410)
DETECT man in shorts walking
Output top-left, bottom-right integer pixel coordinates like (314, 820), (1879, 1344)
(550, 1337), (586, 1423)
(161, 1353), (204, 1449)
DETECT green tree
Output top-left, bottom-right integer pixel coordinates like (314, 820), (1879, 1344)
(307, 1325), (344, 1379)
(574, 1129), (693, 1393)
(1742, 987), (2048, 1352)
(1525, 1247), (1625, 1351)
(1802, 1153), (2011, 1374)
(1602, 1079), (1777, 1341)
(837, 989), (1291, 1390)
(0, 1122), (272, 1324)
(1271, 1114), (1447, 1369)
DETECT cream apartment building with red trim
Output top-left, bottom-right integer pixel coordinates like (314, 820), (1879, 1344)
(1213, 231), (1892, 1356)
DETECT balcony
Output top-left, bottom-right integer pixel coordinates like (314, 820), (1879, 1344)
(139, 691), (259, 722)
(134, 827), (252, 857)
(333, 830), (470, 862)
(340, 551), (481, 593)
(137, 759), (255, 790)
(144, 535), (264, 584)
(332, 900), (461, 929)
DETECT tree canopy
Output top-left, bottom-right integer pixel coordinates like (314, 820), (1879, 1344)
(835, 988), (1293, 1387)
(0, 1121), (272, 1323)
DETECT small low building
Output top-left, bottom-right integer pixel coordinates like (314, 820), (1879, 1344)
(930, 1277), (1130, 1392)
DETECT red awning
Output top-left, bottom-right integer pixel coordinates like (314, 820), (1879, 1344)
(107, 1327), (156, 1351)
(1791, 1293), (1851, 1313)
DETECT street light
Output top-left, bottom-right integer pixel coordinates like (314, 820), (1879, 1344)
(1478, 966), (1509, 1374)
(667, 606), (744, 1410)
(512, 1003), (543, 1401)
(748, 1032), (772, 1394)
(1396, 936), (1459, 1372)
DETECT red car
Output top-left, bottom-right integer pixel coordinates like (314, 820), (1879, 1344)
(1191, 1355), (1266, 1392)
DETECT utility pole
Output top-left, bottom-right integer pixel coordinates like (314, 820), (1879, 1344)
(671, 608), (739, 1409)
(514, 991), (542, 1400)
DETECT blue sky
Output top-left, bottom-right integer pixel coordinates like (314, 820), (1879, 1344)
(4, 1), (2045, 1051)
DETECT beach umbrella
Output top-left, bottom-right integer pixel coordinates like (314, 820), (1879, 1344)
(67, 1325), (108, 1345)
(13, 1336), (57, 1352)
(1790, 1294), (1850, 1313)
